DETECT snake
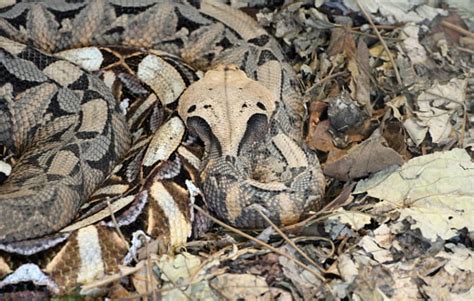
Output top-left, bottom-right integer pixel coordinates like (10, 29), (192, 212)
(0, 0), (325, 296)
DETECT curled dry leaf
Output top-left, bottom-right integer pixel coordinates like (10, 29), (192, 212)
(400, 24), (429, 65)
(404, 78), (467, 146)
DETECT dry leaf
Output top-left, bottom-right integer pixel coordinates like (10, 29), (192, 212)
(436, 243), (474, 275)
(404, 78), (467, 145)
(328, 208), (372, 231)
(210, 274), (270, 300)
(348, 39), (372, 114)
(344, 0), (446, 23)
(150, 252), (219, 300)
(306, 119), (335, 152)
(279, 245), (323, 299)
(358, 224), (394, 263)
(400, 24), (428, 64)
(327, 21), (355, 58)
(337, 254), (358, 282)
(369, 43), (391, 61)
(355, 148), (474, 241)
(324, 131), (404, 181)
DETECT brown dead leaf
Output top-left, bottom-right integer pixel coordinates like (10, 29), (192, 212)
(108, 283), (135, 299)
(308, 100), (327, 125)
(306, 119), (334, 153)
(381, 118), (411, 160)
(323, 131), (404, 181)
(348, 39), (372, 115)
(327, 18), (355, 58)
(326, 147), (349, 164)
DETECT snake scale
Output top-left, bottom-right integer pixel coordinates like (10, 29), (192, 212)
(0, 0), (325, 296)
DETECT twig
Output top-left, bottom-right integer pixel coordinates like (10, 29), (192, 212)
(256, 209), (326, 273)
(193, 205), (327, 283)
(350, 30), (402, 41)
(457, 46), (474, 55)
(441, 21), (474, 39)
(292, 236), (336, 259)
(352, 24), (399, 30)
(356, 0), (402, 85)
(107, 198), (131, 251)
(318, 71), (348, 86)
(81, 261), (145, 291)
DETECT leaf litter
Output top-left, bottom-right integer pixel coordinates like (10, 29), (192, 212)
(16, 0), (471, 299)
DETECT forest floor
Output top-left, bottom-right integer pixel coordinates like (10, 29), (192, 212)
(97, 1), (474, 300)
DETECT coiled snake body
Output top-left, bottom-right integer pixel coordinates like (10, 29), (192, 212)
(0, 0), (324, 295)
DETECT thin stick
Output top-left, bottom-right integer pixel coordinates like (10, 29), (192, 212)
(256, 209), (326, 273)
(442, 21), (474, 39)
(458, 46), (474, 55)
(107, 199), (130, 251)
(352, 24), (399, 30)
(81, 261), (145, 291)
(356, 0), (402, 85)
(193, 205), (326, 283)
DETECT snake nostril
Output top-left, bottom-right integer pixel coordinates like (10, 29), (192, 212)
(256, 102), (266, 111)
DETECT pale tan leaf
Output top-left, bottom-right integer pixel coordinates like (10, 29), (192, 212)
(355, 148), (474, 241)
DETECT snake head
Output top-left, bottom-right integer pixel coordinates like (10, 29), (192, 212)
(178, 65), (276, 158)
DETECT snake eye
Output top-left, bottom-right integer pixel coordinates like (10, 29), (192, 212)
(256, 102), (266, 111)
(187, 105), (196, 113)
